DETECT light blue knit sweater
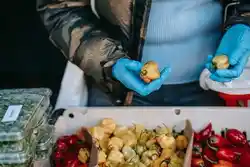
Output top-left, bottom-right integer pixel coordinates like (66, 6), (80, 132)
(141, 0), (223, 84)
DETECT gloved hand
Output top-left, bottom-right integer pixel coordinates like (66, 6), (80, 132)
(206, 24), (250, 82)
(112, 58), (170, 96)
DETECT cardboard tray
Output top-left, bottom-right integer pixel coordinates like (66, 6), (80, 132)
(34, 107), (250, 167)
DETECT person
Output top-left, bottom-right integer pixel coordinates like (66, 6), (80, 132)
(36, 0), (250, 106)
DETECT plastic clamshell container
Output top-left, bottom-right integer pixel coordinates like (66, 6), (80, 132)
(0, 93), (49, 142)
(0, 138), (28, 153)
(0, 117), (52, 164)
(36, 125), (54, 150)
(0, 160), (33, 167)
(0, 146), (33, 164)
(0, 88), (52, 114)
(34, 125), (54, 161)
(0, 88), (52, 97)
(0, 103), (50, 153)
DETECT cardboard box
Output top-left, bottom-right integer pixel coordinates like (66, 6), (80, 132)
(34, 107), (250, 167)
(35, 107), (194, 167)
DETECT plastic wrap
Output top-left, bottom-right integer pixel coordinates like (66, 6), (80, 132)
(0, 92), (50, 164)
(34, 125), (54, 161)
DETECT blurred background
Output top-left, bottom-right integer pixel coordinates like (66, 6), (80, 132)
(1, 0), (67, 106)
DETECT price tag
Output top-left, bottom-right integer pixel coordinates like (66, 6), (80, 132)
(1, 105), (23, 123)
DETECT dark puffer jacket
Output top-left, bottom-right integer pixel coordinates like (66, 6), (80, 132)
(36, 0), (250, 104)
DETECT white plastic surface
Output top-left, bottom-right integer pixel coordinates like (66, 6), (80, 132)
(55, 62), (88, 110)
(200, 57), (250, 95)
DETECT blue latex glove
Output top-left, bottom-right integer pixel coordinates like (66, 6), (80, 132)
(206, 24), (250, 82)
(112, 58), (170, 96)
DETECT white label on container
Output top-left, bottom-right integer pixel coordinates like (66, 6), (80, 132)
(1, 105), (23, 122)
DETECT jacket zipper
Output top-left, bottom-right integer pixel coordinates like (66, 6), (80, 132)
(127, 0), (137, 59)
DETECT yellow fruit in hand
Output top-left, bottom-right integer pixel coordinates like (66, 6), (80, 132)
(140, 61), (160, 83)
(212, 55), (230, 69)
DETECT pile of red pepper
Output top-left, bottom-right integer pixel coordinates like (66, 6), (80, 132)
(52, 134), (89, 167)
(192, 123), (250, 167)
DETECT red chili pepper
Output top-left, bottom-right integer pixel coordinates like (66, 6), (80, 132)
(55, 159), (64, 167)
(53, 151), (65, 160)
(194, 132), (202, 142)
(76, 127), (87, 141)
(56, 164), (63, 167)
(55, 162), (64, 167)
(212, 164), (232, 167)
(212, 165), (224, 167)
(212, 160), (233, 167)
(239, 150), (250, 167)
(66, 159), (80, 167)
(230, 147), (246, 155)
(225, 129), (247, 146)
(193, 142), (203, 157)
(56, 140), (68, 152)
(65, 151), (78, 162)
(203, 146), (218, 166)
(218, 160), (233, 165)
(216, 148), (240, 163)
(232, 165), (242, 167)
(68, 135), (79, 145)
(191, 158), (205, 167)
(207, 135), (232, 150)
(57, 135), (71, 142)
(79, 164), (88, 167)
(195, 123), (212, 142)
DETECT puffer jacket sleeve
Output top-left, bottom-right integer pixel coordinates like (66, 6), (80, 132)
(223, 0), (250, 30)
(36, 0), (129, 82)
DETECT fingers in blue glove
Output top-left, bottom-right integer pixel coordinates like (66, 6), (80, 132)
(125, 60), (143, 73)
(142, 67), (170, 95)
(205, 55), (216, 73)
(210, 50), (250, 82)
(209, 74), (233, 82)
(228, 49), (245, 66)
(129, 67), (170, 96)
(208, 24), (250, 82)
(215, 24), (250, 63)
(112, 58), (170, 96)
